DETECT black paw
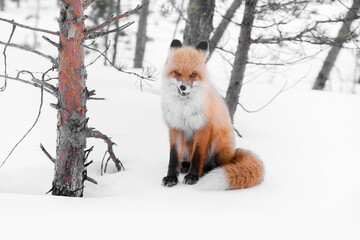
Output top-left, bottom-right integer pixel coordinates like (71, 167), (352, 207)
(183, 174), (199, 185)
(162, 176), (178, 187)
(180, 161), (190, 174)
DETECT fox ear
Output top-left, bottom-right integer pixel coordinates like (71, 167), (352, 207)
(170, 39), (183, 48)
(196, 41), (208, 52)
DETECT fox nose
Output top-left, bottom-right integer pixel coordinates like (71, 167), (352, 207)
(179, 85), (187, 91)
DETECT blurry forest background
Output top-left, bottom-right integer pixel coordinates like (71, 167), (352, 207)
(1, 0), (359, 96)
(0, 0), (359, 196)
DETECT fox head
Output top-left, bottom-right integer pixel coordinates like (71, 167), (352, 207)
(164, 39), (209, 98)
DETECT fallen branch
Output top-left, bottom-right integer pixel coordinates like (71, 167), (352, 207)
(86, 128), (124, 172)
(85, 4), (142, 36)
(0, 17), (59, 35)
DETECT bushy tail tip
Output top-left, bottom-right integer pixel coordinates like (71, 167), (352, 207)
(196, 149), (264, 191)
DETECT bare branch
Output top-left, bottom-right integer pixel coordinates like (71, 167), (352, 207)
(42, 36), (60, 49)
(0, 17), (59, 35)
(83, 0), (96, 10)
(0, 74), (56, 96)
(40, 143), (55, 163)
(85, 175), (98, 185)
(1, 23), (16, 92)
(0, 40), (57, 66)
(85, 4), (143, 36)
(86, 128), (124, 172)
(0, 77), (44, 169)
(83, 44), (157, 84)
(238, 81), (287, 113)
(238, 73), (306, 113)
(16, 70), (58, 93)
(85, 21), (135, 40)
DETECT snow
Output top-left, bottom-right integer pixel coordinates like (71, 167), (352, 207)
(0, 1), (360, 240)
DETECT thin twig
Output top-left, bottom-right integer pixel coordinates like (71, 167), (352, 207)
(40, 143), (55, 163)
(1, 23), (16, 92)
(84, 0), (96, 9)
(84, 44), (157, 83)
(0, 74), (55, 96)
(0, 17), (59, 35)
(237, 72), (307, 113)
(85, 4), (143, 36)
(17, 70), (58, 93)
(0, 40), (57, 66)
(42, 36), (60, 49)
(85, 21), (135, 40)
(85, 175), (98, 185)
(0, 76), (44, 169)
(85, 42), (110, 68)
(238, 81), (288, 113)
(100, 150), (109, 175)
(233, 127), (242, 138)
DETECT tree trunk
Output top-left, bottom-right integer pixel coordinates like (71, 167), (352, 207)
(33, 0), (41, 48)
(208, 0), (243, 60)
(112, 0), (121, 63)
(53, 0), (87, 197)
(133, 0), (149, 68)
(312, 0), (360, 90)
(183, 0), (215, 46)
(0, 0), (5, 11)
(225, 0), (258, 122)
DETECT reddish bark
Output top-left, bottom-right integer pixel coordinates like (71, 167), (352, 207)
(52, 0), (87, 197)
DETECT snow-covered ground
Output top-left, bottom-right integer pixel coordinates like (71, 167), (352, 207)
(0, 1), (359, 239)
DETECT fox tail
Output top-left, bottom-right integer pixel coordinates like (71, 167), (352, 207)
(196, 149), (264, 190)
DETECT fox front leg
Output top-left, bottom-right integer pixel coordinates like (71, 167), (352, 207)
(183, 147), (200, 185)
(162, 147), (180, 187)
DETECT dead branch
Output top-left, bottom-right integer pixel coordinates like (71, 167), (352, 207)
(83, 44), (157, 84)
(0, 77), (44, 169)
(85, 175), (98, 185)
(85, 21), (135, 40)
(86, 128), (124, 172)
(16, 70), (58, 93)
(85, 42), (110, 68)
(40, 143), (55, 163)
(0, 17), (59, 35)
(42, 36), (60, 49)
(85, 4), (143, 36)
(86, 89), (105, 100)
(83, 0), (96, 10)
(100, 150), (109, 175)
(233, 127), (242, 138)
(1, 23), (16, 92)
(0, 40), (57, 66)
(0, 74), (56, 96)
(238, 73), (306, 113)
(238, 81), (287, 113)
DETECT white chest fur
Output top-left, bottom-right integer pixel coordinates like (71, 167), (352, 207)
(162, 78), (207, 137)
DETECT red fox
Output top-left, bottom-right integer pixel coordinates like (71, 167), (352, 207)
(161, 39), (264, 190)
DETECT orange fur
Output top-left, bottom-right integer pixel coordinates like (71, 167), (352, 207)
(162, 41), (264, 189)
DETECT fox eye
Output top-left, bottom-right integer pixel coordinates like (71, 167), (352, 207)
(174, 71), (181, 76)
(190, 73), (196, 78)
